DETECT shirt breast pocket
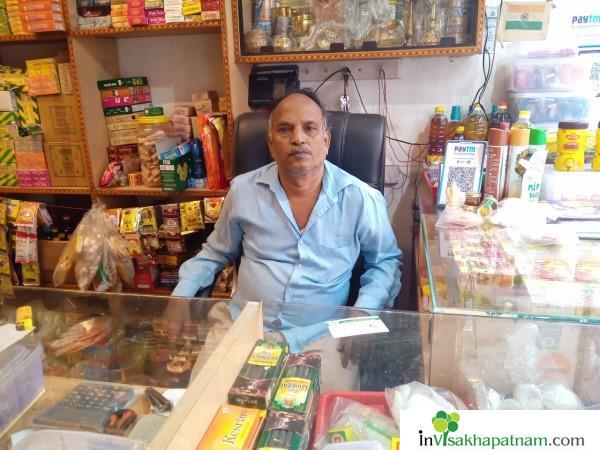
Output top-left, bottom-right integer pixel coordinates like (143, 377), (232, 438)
(315, 242), (358, 282)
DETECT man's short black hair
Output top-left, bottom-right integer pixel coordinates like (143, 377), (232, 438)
(269, 88), (330, 132)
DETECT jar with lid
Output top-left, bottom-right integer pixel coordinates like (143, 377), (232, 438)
(137, 107), (177, 187)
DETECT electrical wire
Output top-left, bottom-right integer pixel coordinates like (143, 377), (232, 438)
(313, 67), (350, 93)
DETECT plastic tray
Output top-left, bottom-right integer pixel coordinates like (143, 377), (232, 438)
(509, 57), (590, 92)
(508, 91), (590, 124)
(312, 391), (389, 450)
(12, 429), (146, 450)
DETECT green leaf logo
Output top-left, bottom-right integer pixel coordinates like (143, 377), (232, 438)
(432, 410), (460, 445)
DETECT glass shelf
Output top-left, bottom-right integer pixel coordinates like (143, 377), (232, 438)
(234, 0), (484, 62)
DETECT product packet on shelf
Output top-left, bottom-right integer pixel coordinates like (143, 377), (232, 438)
(199, 115), (227, 189)
(228, 339), (289, 410)
(257, 412), (309, 450)
(179, 200), (204, 232)
(203, 197), (224, 223)
(271, 353), (321, 419)
(197, 404), (266, 449)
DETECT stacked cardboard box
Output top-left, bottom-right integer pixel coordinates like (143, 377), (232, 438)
(164, 0), (183, 23)
(110, 0), (130, 28)
(145, 0), (165, 24)
(25, 58), (61, 96)
(200, 0), (219, 21)
(127, 0), (147, 25)
(15, 0), (66, 33)
(77, 0), (112, 29)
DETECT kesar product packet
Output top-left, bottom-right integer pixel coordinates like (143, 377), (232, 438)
(197, 404), (265, 450)
(228, 339), (289, 410)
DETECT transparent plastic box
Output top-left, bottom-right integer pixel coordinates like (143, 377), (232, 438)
(509, 57), (590, 92)
(509, 91), (590, 124)
(0, 341), (44, 436)
(12, 429), (146, 450)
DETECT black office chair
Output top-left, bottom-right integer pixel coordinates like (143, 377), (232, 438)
(232, 111), (387, 306)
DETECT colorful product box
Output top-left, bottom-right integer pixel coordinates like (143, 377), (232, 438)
(103, 103), (151, 116)
(101, 93), (151, 108)
(271, 353), (321, 417)
(17, 170), (51, 187)
(17, 1), (63, 13)
(97, 76), (148, 90)
(198, 405), (265, 450)
(0, 163), (17, 186)
(145, 8), (165, 16)
(57, 63), (73, 94)
(20, 11), (63, 22)
(16, 151), (48, 171)
(24, 19), (66, 32)
(100, 85), (150, 98)
(0, 140), (15, 164)
(147, 15), (165, 24)
(109, 129), (137, 146)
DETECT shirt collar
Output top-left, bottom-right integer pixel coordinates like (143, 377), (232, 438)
(256, 160), (354, 202)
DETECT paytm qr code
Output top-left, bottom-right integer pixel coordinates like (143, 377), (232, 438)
(447, 166), (477, 192)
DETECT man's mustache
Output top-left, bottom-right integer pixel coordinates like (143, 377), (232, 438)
(288, 147), (311, 156)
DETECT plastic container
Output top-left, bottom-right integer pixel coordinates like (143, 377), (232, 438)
(12, 429), (146, 450)
(423, 169), (439, 201)
(0, 341), (44, 436)
(555, 121), (588, 172)
(541, 166), (600, 202)
(509, 57), (590, 92)
(312, 391), (389, 450)
(137, 107), (177, 187)
(508, 91), (590, 125)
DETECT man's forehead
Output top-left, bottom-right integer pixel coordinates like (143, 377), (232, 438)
(271, 94), (323, 122)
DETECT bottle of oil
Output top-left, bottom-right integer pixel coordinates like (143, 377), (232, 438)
(427, 105), (448, 165)
(464, 103), (488, 141)
(511, 110), (532, 131)
(448, 105), (462, 136)
(452, 125), (465, 140)
(489, 102), (512, 129)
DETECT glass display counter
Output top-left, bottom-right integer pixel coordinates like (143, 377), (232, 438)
(233, 0), (485, 62)
(416, 181), (600, 323)
(1, 287), (598, 449)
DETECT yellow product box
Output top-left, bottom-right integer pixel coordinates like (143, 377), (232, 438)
(106, 121), (137, 132)
(104, 112), (141, 125)
(197, 405), (265, 450)
(182, 3), (201, 15)
(26, 74), (61, 96)
(0, 111), (18, 126)
(0, 124), (18, 139)
(109, 129), (137, 146)
(25, 58), (57, 75)
(57, 63), (73, 95)
(0, 163), (18, 186)
(37, 95), (83, 142)
(43, 141), (88, 187)
(0, 140), (15, 164)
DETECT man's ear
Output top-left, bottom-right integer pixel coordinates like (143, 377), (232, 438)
(267, 133), (274, 158)
(324, 129), (331, 155)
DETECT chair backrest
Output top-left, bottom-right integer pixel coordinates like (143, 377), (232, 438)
(232, 111), (386, 193)
(232, 111), (387, 306)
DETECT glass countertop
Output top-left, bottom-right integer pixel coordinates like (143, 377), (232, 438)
(418, 187), (600, 324)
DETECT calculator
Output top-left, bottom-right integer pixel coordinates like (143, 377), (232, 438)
(34, 382), (136, 433)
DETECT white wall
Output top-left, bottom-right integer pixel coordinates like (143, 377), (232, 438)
(225, 0), (600, 307)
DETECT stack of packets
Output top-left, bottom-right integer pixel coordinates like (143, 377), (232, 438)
(25, 58), (61, 96)
(98, 76), (150, 182)
(195, 114), (228, 190)
(110, 0), (130, 28)
(164, 0), (183, 23)
(145, 0), (165, 24)
(0, 86), (18, 186)
(0, 0), (10, 35)
(127, 0), (147, 25)
(171, 104), (195, 142)
(8, 0), (66, 33)
(200, 340), (321, 449)
(200, 0), (219, 21)
(15, 134), (51, 187)
(76, 0), (112, 30)
(182, 0), (201, 21)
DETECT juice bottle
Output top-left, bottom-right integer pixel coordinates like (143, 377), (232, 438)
(464, 103), (488, 141)
(427, 105), (448, 165)
(448, 105), (462, 136)
(511, 110), (532, 131)
(489, 102), (512, 129)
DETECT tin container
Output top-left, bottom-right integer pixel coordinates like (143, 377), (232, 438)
(555, 121), (588, 172)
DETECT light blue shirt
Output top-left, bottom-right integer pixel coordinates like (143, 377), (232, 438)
(172, 160), (402, 351)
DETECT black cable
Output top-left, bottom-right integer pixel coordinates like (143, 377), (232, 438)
(314, 67), (349, 93)
(348, 71), (368, 115)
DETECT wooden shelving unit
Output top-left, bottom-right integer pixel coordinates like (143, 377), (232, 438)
(96, 186), (228, 197)
(70, 21), (221, 38)
(0, 32), (67, 43)
(0, 187), (90, 195)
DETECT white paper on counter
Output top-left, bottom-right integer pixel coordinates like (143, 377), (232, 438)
(0, 324), (33, 353)
(327, 316), (389, 339)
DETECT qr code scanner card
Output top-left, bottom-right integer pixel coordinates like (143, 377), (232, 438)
(437, 140), (487, 208)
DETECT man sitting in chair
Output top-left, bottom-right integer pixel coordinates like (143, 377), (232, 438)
(169, 89), (402, 389)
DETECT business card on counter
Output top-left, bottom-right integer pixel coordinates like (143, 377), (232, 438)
(327, 315), (389, 339)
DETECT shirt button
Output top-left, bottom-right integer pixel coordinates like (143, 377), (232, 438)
(333, 195), (338, 203)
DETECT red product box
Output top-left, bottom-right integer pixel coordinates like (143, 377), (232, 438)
(127, 0), (145, 7)
(128, 15), (148, 25)
(135, 262), (158, 290)
(127, 6), (146, 16)
(20, 12), (64, 22)
(18, 1), (63, 13)
(24, 20), (66, 32)
(101, 93), (152, 108)
(145, 9), (165, 17)
(17, 170), (52, 187)
(200, 0), (219, 11)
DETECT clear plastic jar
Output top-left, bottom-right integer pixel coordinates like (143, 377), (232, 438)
(137, 107), (176, 187)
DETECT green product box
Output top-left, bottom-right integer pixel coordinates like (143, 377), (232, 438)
(257, 412), (308, 450)
(97, 77), (148, 90)
(228, 339), (289, 410)
(103, 103), (151, 117)
(271, 353), (321, 416)
(159, 152), (192, 192)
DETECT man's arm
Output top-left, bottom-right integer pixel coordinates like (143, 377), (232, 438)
(355, 189), (403, 309)
(171, 184), (243, 297)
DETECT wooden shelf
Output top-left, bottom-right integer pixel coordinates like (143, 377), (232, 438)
(0, 32), (67, 43)
(237, 45), (482, 64)
(95, 186), (228, 197)
(0, 186), (91, 195)
(71, 21), (221, 38)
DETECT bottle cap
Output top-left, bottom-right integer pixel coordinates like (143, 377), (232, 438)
(510, 128), (530, 146)
(529, 128), (547, 145)
(450, 105), (461, 121)
(558, 121), (588, 130)
(518, 110), (531, 119)
(456, 126), (464, 133)
(471, 103), (482, 112)
(497, 101), (507, 109)
(435, 106), (445, 113)
(488, 128), (508, 146)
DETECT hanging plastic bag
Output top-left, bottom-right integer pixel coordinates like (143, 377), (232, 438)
(53, 204), (134, 291)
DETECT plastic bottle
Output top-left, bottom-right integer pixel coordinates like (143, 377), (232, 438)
(511, 110), (532, 131)
(427, 105), (448, 165)
(452, 125), (465, 140)
(448, 105), (462, 136)
(464, 103), (488, 141)
(521, 128), (548, 202)
(593, 122), (600, 171)
(489, 102), (512, 129)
